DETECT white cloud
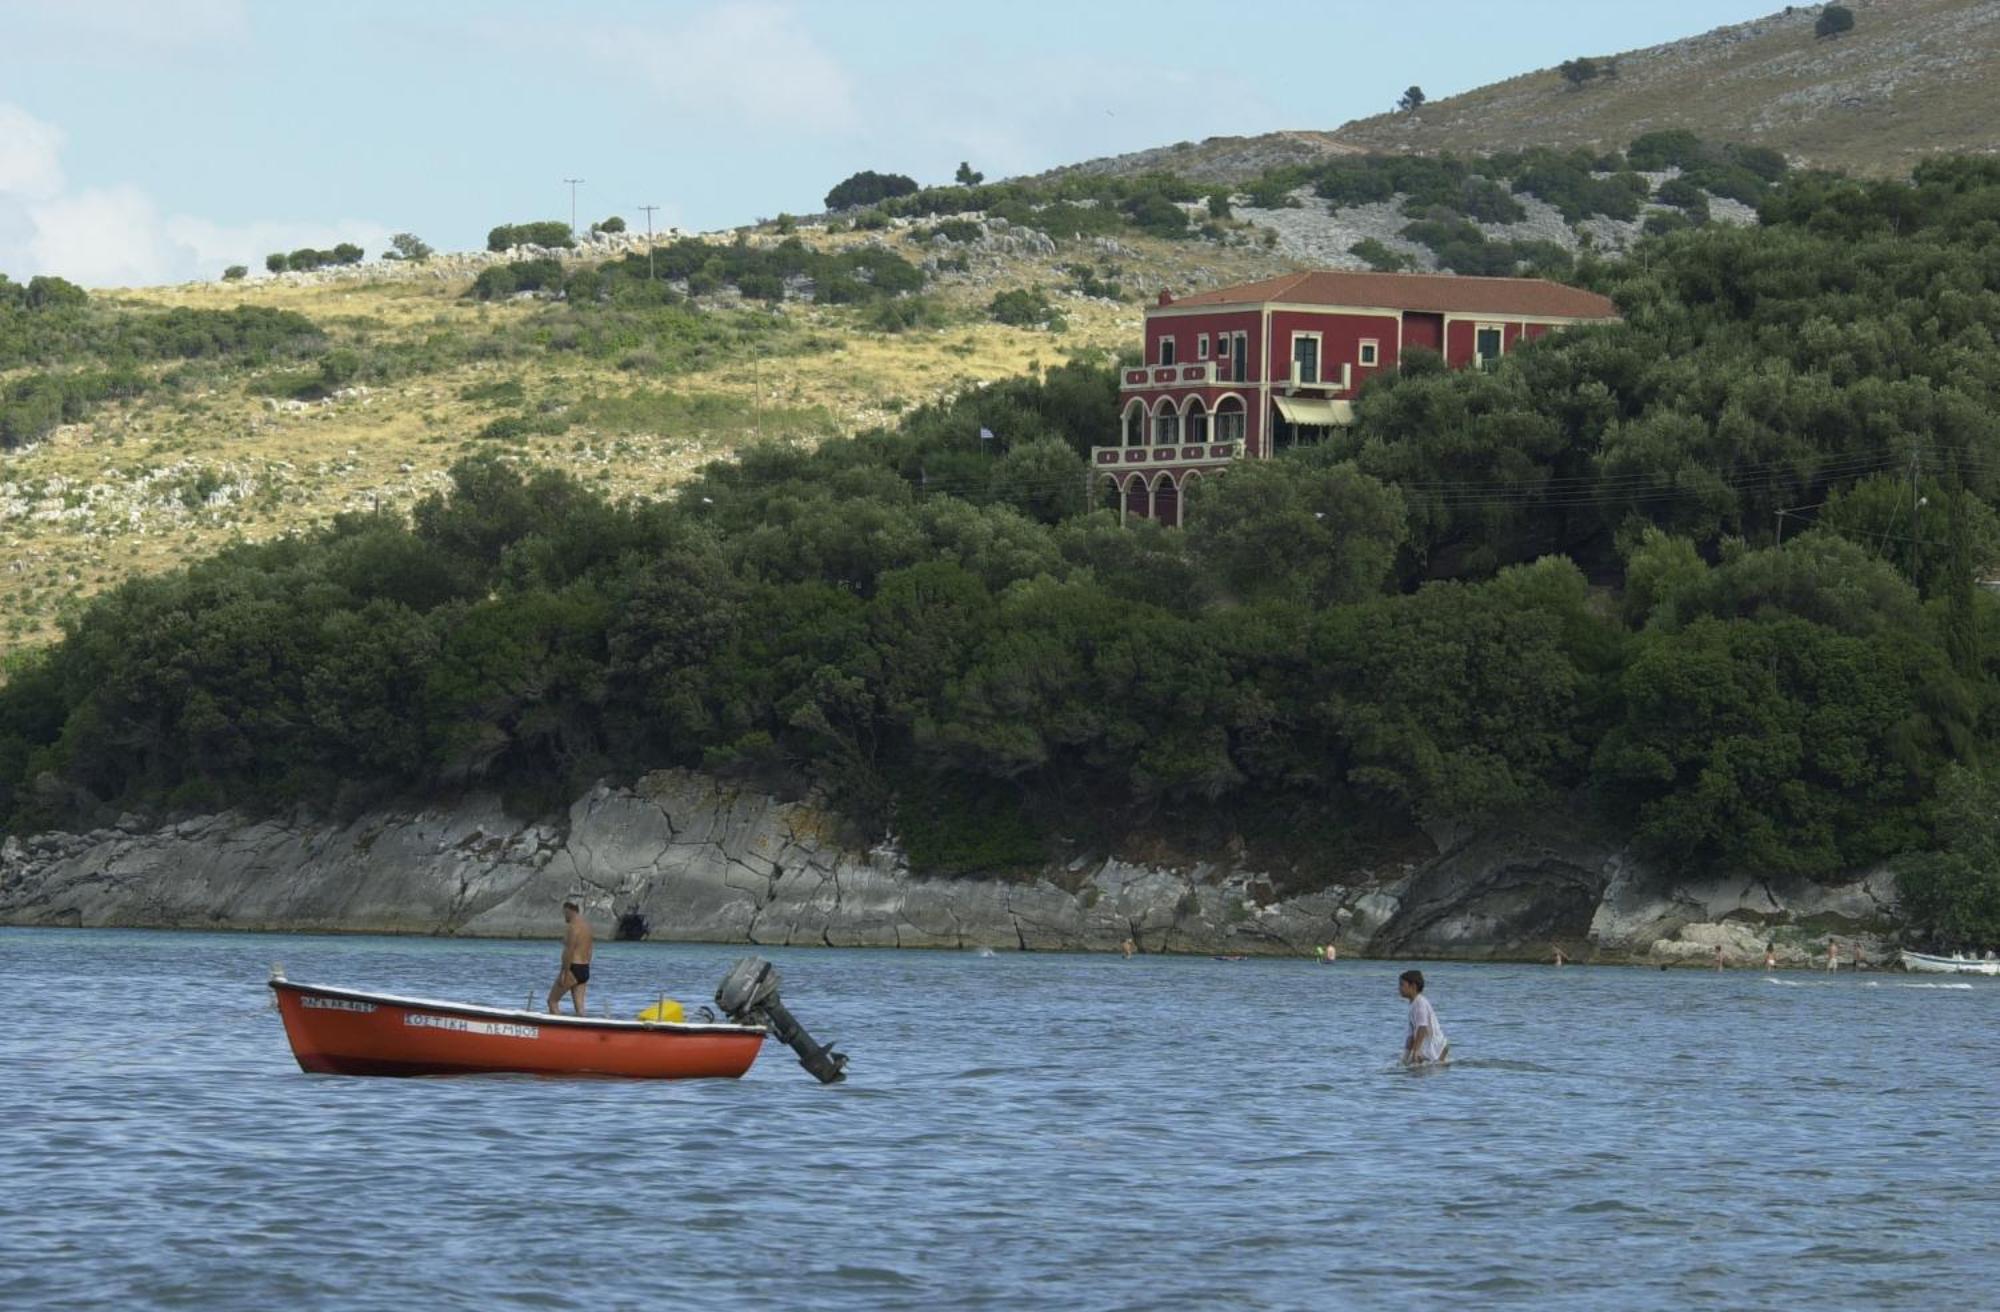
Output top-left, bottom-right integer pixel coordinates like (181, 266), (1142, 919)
(0, 104), (67, 200)
(0, 102), (390, 287)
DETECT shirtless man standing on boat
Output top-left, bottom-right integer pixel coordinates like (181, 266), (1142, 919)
(548, 901), (594, 1015)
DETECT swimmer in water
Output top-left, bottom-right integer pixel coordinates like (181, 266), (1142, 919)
(1764, 943), (1777, 972)
(1714, 944), (1726, 972)
(1399, 970), (1448, 1067)
(1552, 946), (1566, 968)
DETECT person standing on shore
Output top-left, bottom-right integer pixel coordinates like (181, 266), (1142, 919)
(1826, 941), (1839, 972)
(1552, 946), (1566, 968)
(1764, 943), (1777, 972)
(548, 900), (594, 1015)
(1714, 944), (1726, 972)
(1399, 970), (1448, 1067)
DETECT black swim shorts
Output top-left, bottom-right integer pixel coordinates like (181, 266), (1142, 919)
(568, 962), (591, 984)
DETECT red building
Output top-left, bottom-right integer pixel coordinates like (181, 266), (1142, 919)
(1092, 269), (1620, 525)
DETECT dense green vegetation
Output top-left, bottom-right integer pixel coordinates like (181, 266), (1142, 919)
(487, 221), (576, 252)
(836, 132), (1790, 278)
(469, 237), (923, 307)
(5, 158), (2000, 944)
(263, 244), (365, 273)
(0, 281), (322, 447)
(824, 170), (919, 211)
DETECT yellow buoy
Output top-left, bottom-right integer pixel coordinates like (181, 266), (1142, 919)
(637, 997), (684, 1023)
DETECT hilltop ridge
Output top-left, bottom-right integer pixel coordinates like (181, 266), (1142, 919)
(1036, 0), (2000, 183)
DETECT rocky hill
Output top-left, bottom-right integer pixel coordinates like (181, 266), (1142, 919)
(1039, 0), (2000, 182)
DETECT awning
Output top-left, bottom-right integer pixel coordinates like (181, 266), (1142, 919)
(1272, 396), (1354, 427)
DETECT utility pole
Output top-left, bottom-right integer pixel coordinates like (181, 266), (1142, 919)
(1912, 451), (1925, 590)
(564, 178), (585, 238)
(637, 204), (660, 280)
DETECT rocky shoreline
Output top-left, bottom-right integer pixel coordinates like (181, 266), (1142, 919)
(0, 770), (1901, 965)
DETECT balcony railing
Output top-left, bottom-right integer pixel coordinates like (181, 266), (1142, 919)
(1090, 442), (1240, 467)
(1121, 362), (1219, 390)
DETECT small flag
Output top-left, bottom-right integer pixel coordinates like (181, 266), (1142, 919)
(978, 427), (994, 442)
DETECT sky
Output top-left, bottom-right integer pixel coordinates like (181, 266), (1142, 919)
(0, 0), (1784, 287)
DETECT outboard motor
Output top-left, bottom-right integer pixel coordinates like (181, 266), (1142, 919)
(714, 957), (848, 1084)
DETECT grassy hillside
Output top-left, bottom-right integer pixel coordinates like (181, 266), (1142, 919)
(1042, 0), (1999, 182)
(0, 228), (1290, 656)
(1335, 0), (1998, 176)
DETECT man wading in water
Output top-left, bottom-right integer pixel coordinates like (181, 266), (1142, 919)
(548, 901), (594, 1015)
(1399, 970), (1449, 1067)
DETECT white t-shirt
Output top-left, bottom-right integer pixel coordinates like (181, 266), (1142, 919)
(1407, 994), (1447, 1063)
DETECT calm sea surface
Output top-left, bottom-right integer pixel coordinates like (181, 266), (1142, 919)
(3, 928), (1997, 1309)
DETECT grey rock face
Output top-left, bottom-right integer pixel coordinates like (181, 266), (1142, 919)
(0, 771), (1902, 961)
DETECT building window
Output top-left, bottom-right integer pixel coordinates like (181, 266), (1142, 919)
(1292, 334), (1320, 385)
(1217, 335), (1230, 356)
(1215, 397), (1245, 445)
(1233, 333), (1248, 382)
(1153, 405), (1179, 446)
(1159, 337), (1177, 367)
(1197, 333), (1210, 360)
(1359, 339), (1379, 367)
(1475, 326), (1503, 368)
(1185, 401), (1208, 442)
(1123, 402), (1145, 447)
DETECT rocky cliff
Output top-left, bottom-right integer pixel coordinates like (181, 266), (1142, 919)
(0, 770), (1901, 964)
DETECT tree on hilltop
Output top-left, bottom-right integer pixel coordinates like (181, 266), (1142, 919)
(1397, 86), (1426, 113)
(387, 233), (432, 262)
(1558, 57), (1601, 89)
(1816, 5), (1856, 38)
(824, 170), (919, 211)
(956, 162), (984, 186)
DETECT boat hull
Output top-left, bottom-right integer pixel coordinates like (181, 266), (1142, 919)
(1900, 951), (2000, 976)
(271, 980), (766, 1079)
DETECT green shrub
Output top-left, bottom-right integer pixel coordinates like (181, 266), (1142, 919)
(487, 221), (575, 251)
(824, 170), (919, 211)
(1349, 238), (1412, 272)
(221, 265), (247, 281)
(469, 258), (566, 300)
(1654, 177), (1711, 220)
(1123, 192), (1190, 238)
(988, 287), (1055, 326)
(1816, 4), (1855, 38)
(918, 218), (982, 244)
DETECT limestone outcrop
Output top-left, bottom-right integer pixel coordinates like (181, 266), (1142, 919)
(0, 770), (1902, 963)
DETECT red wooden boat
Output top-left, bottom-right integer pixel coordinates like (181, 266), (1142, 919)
(270, 972), (767, 1079)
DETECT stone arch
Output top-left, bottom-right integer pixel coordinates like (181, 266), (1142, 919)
(1152, 396), (1180, 447)
(1096, 473), (1125, 521)
(1213, 392), (1247, 448)
(1122, 399), (1146, 447)
(1152, 471), (1180, 528)
(1123, 473), (1151, 521)
(1183, 396), (1209, 444)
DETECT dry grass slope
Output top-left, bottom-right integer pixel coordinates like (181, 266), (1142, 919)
(1335, 0), (2000, 176)
(1029, 0), (1998, 183)
(0, 227), (1291, 657)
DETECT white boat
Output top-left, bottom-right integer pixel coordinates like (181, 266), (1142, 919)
(1900, 950), (2000, 976)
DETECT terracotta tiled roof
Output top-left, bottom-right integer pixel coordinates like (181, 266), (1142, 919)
(1165, 270), (1619, 320)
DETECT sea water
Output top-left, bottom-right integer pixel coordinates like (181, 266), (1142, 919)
(3, 928), (1997, 1309)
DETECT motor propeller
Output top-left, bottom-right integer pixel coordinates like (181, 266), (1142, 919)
(714, 956), (848, 1084)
